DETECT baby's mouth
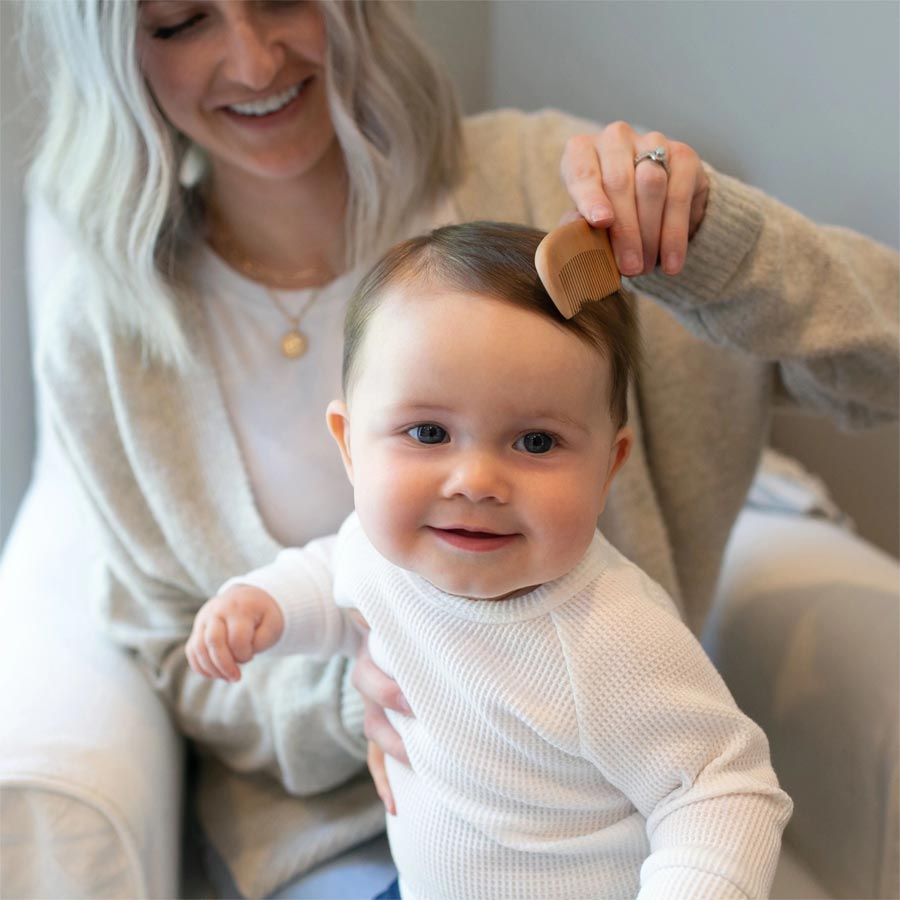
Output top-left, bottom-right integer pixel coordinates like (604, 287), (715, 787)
(428, 526), (519, 552)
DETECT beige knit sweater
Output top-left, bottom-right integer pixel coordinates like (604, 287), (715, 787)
(37, 109), (898, 898)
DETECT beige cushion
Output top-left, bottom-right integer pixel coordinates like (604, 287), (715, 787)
(706, 509), (899, 900)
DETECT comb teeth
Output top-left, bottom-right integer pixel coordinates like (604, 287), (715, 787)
(557, 249), (621, 316)
(534, 219), (621, 318)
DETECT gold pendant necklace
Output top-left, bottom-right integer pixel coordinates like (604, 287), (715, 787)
(264, 286), (322, 360)
(203, 206), (334, 358)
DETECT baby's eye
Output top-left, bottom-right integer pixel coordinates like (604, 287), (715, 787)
(515, 432), (556, 454)
(407, 424), (448, 445)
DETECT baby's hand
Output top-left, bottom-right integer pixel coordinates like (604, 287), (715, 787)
(186, 585), (284, 682)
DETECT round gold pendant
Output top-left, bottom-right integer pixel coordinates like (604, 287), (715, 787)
(281, 329), (307, 359)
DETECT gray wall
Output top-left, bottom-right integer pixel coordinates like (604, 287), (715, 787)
(418, 0), (899, 557)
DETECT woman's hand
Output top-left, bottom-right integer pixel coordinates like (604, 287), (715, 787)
(352, 618), (413, 816)
(559, 121), (709, 277)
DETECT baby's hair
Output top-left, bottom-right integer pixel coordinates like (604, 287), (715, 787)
(342, 221), (640, 427)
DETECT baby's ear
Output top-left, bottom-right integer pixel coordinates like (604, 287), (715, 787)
(597, 424), (634, 510)
(326, 399), (354, 484)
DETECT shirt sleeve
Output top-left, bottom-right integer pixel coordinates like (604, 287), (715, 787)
(224, 532), (363, 659)
(565, 573), (793, 899)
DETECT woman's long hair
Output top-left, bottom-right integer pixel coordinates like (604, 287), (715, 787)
(23, 0), (463, 368)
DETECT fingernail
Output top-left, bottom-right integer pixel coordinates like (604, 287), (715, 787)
(620, 251), (641, 275)
(664, 252), (682, 274)
(589, 204), (612, 224)
(398, 696), (413, 716)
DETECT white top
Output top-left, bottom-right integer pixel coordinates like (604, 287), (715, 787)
(194, 198), (460, 547)
(234, 513), (793, 900)
(193, 248), (356, 545)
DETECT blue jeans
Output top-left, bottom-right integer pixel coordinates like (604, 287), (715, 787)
(373, 877), (401, 900)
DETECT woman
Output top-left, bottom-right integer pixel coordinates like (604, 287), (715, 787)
(24, 1), (898, 897)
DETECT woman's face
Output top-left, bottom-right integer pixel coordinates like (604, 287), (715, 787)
(137, 1), (338, 184)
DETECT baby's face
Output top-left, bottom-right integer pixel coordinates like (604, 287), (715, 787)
(328, 285), (632, 600)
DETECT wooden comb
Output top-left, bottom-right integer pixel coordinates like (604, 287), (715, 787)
(534, 219), (621, 319)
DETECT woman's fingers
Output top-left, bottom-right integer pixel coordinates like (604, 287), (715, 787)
(560, 134), (613, 227)
(560, 122), (709, 277)
(632, 133), (670, 273)
(367, 741), (396, 816)
(596, 123), (648, 275)
(352, 637), (413, 715)
(658, 140), (708, 274)
(363, 698), (411, 766)
(352, 632), (412, 766)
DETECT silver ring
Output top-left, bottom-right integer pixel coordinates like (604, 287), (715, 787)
(634, 146), (669, 176)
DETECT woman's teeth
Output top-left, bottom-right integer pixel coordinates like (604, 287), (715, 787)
(228, 82), (303, 117)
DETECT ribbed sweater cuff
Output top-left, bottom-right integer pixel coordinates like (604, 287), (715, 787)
(632, 165), (765, 309)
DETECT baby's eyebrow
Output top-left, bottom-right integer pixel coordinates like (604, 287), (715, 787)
(525, 411), (591, 434)
(383, 403), (454, 416)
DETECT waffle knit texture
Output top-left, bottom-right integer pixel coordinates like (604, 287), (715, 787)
(35, 109), (898, 896)
(238, 513), (793, 900)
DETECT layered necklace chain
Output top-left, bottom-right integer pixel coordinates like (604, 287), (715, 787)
(264, 285), (320, 360)
(206, 210), (334, 360)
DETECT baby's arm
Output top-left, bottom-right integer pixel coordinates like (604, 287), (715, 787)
(187, 530), (363, 682)
(186, 585), (284, 682)
(574, 575), (792, 898)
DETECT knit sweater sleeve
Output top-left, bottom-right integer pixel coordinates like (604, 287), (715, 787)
(633, 165), (899, 428)
(562, 569), (793, 899)
(459, 109), (899, 429)
(35, 267), (370, 799)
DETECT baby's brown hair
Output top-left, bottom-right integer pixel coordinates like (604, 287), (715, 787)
(342, 221), (640, 427)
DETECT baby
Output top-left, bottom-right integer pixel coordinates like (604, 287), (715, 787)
(188, 222), (792, 899)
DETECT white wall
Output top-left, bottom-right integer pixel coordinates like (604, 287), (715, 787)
(418, 0), (899, 557)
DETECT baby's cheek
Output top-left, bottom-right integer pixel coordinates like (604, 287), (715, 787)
(542, 505), (598, 570)
(354, 499), (411, 570)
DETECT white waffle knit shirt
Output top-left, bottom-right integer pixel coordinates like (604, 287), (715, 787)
(235, 512), (793, 900)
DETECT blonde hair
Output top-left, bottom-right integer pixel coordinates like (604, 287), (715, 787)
(24, 0), (463, 368)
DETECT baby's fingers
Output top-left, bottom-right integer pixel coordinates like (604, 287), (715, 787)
(186, 630), (216, 679)
(205, 616), (241, 682)
(226, 615), (255, 666)
(252, 605), (285, 654)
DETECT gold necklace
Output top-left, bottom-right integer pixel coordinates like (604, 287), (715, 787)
(264, 285), (323, 360)
(203, 208), (333, 358)
(205, 209), (333, 290)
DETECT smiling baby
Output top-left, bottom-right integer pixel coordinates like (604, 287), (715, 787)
(187, 221), (791, 900)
